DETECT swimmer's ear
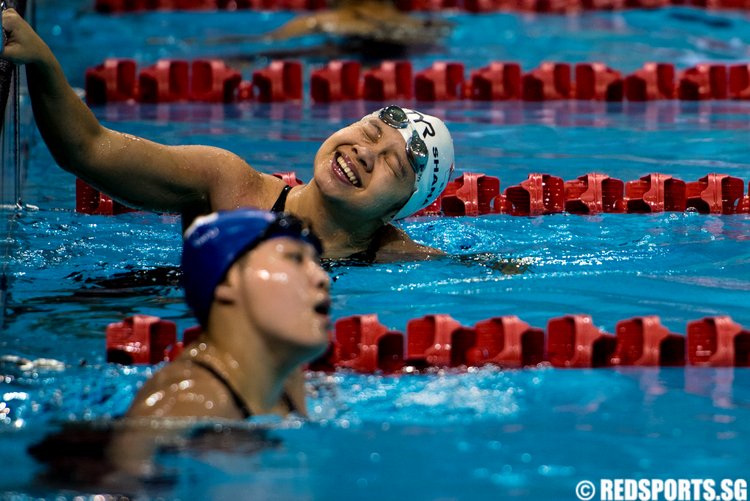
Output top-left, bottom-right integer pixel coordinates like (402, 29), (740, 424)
(213, 267), (240, 305)
(213, 282), (234, 305)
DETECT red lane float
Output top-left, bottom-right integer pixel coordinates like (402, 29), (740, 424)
(687, 317), (750, 367)
(334, 315), (405, 373)
(84, 58), (750, 103)
(624, 173), (686, 213)
(191, 60), (243, 102)
(106, 313), (750, 369)
(521, 63), (572, 101)
(252, 60), (303, 102)
(138, 60), (190, 103)
(272, 171), (305, 186)
(415, 62), (466, 101)
(468, 62), (522, 101)
(564, 174), (625, 214)
(76, 179), (136, 215)
(311, 61), (362, 102)
(467, 316), (545, 367)
(499, 173), (565, 216)
(611, 316), (685, 366)
(84, 58), (297, 104)
(440, 173), (501, 216)
(624, 63), (675, 101)
(76, 171), (750, 216)
(106, 315), (177, 365)
(405, 314), (464, 367)
(363, 61), (414, 101)
(686, 174), (745, 214)
(85, 59), (138, 105)
(547, 314), (616, 368)
(728, 65), (750, 99)
(678, 64), (728, 101)
(575, 63), (623, 101)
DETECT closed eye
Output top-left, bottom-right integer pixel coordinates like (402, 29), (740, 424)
(284, 250), (305, 264)
(362, 120), (381, 143)
(385, 153), (406, 180)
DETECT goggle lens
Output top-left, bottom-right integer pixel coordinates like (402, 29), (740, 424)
(378, 105), (428, 177)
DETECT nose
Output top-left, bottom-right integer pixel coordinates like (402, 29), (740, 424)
(352, 144), (376, 173)
(309, 260), (330, 293)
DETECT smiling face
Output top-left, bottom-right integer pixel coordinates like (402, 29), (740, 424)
(312, 114), (417, 222)
(223, 237), (331, 358)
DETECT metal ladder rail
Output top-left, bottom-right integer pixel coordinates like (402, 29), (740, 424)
(0, 0), (30, 331)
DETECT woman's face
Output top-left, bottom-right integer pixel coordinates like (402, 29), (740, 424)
(312, 113), (417, 222)
(230, 237), (331, 357)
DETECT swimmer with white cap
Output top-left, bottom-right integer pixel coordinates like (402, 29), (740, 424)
(1, 9), (455, 261)
(126, 209), (330, 420)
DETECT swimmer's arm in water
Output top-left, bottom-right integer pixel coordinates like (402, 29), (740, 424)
(0, 9), (269, 215)
(263, 9), (375, 41)
(374, 224), (444, 262)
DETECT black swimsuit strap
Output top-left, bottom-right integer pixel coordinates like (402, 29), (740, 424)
(271, 184), (292, 213)
(191, 359), (253, 419)
(281, 391), (297, 414)
(191, 359), (299, 418)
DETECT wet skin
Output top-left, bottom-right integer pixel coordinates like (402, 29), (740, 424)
(126, 238), (331, 420)
(313, 115), (417, 222)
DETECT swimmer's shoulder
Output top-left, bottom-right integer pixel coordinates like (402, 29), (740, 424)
(182, 146), (300, 216)
(213, 171), (298, 212)
(126, 359), (246, 420)
(373, 224), (443, 262)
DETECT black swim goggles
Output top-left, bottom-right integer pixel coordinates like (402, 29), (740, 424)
(378, 105), (429, 178)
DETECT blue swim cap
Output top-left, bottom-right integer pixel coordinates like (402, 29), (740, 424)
(182, 209), (322, 327)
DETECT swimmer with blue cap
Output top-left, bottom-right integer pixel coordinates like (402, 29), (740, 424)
(1, 10), (455, 261)
(126, 209), (331, 419)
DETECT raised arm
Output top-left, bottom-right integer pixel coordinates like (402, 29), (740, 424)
(0, 9), (260, 214)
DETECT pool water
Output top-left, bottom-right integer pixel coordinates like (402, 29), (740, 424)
(2, 1), (750, 499)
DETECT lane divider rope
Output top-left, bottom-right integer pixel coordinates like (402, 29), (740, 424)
(76, 172), (750, 217)
(83, 59), (750, 104)
(105, 313), (750, 370)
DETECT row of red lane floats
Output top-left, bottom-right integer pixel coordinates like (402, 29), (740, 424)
(418, 172), (750, 216)
(84, 58), (750, 104)
(94, 0), (750, 13)
(76, 172), (750, 216)
(105, 313), (750, 370)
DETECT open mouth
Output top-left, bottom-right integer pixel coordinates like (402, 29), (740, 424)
(314, 299), (331, 317)
(332, 152), (362, 187)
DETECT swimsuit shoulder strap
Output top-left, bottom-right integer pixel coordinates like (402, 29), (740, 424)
(271, 184), (293, 213)
(281, 391), (298, 414)
(191, 359), (253, 419)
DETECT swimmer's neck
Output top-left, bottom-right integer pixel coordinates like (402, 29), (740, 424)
(192, 316), (305, 416)
(285, 183), (388, 259)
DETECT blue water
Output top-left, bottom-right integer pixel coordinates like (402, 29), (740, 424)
(2, 1), (750, 499)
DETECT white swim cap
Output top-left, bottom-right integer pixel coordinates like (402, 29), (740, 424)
(384, 107), (455, 220)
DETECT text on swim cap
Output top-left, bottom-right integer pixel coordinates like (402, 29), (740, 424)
(408, 110), (436, 139)
(422, 146), (447, 207)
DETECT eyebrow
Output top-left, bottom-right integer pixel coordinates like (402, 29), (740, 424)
(373, 120), (410, 178)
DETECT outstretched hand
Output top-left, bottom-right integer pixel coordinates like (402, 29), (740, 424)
(1, 8), (51, 65)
